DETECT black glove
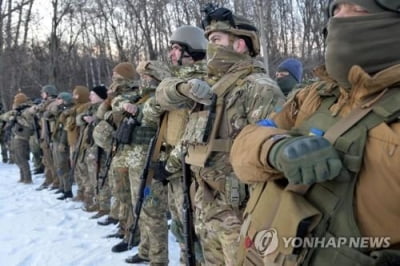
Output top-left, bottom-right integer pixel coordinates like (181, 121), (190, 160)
(151, 161), (171, 185)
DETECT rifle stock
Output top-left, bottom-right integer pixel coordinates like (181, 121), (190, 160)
(127, 135), (157, 249)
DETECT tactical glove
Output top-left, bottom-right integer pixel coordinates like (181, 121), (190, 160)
(188, 79), (212, 100)
(268, 136), (343, 185)
(151, 161), (170, 185)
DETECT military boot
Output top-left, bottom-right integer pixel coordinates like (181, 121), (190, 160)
(111, 240), (129, 253)
(54, 188), (64, 194)
(33, 167), (44, 175)
(35, 183), (49, 191)
(97, 216), (119, 226)
(125, 254), (150, 264)
(57, 191), (73, 200)
(90, 210), (108, 219)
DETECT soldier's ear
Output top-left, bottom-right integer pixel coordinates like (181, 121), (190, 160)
(233, 38), (248, 54)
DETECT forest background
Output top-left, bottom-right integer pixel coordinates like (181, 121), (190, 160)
(0, 0), (327, 109)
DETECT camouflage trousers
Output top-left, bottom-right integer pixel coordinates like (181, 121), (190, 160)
(52, 142), (72, 192)
(1, 138), (9, 162)
(74, 148), (89, 198)
(109, 144), (138, 241)
(40, 141), (57, 186)
(29, 135), (43, 171)
(86, 145), (110, 212)
(168, 176), (186, 265)
(192, 164), (244, 266)
(11, 137), (31, 183)
(128, 145), (169, 265)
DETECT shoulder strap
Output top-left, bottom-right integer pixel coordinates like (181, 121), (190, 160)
(288, 87), (400, 195)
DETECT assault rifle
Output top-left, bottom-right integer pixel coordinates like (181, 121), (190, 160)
(32, 115), (43, 157)
(181, 149), (196, 266)
(99, 115), (138, 188)
(69, 127), (85, 180)
(3, 105), (30, 142)
(202, 93), (217, 143)
(99, 135), (117, 188)
(127, 135), (157, 249)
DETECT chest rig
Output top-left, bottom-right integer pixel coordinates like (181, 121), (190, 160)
(239, 86), (400, 266)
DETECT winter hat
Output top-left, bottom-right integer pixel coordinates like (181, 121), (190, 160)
(277, 58), (303, 82)
(72, 85), (90, 104)
(13, 93), (29, 106)
(91, 85), (108, 100)
(113, 62), (137, 80)
(57, 92), (73, 105)
(41, 84), (58, 97)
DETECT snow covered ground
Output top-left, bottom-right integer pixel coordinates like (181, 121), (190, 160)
(0, 158), (180, 266)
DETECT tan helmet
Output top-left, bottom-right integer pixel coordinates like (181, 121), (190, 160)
(202, 6), (260, 56)
(170, 25), (208, 54)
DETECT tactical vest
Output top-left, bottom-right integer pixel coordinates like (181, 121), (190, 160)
(164, 109), (188, 147)
(184, 67), (256, 167)
(184, 66), (262, 209)
(127, 93), (157, 145)
(238, 86), (400, 266)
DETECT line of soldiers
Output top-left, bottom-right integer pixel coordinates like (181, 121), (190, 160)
(2, 1), (400, 265)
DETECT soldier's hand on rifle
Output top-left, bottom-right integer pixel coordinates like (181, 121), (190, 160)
(123, 103), (138, 115)
(188, 79), (212, 100)
(151, 161), (170, 185)
(83, 115), (95, 124)
(268, 135), (343, 185)
(28, 105), (38, 113)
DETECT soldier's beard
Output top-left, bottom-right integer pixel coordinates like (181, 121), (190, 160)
(206, 43), (249, 78)
(325, 13), (400, 89)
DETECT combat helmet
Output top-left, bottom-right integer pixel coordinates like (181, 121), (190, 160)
(41, 84), (58, 97)
(201, 4), (260, 56)
(170, 25), (207, 54)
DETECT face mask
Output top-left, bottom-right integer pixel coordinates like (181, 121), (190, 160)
(207, 43), (249, 77)
(325, 13), (400, 88)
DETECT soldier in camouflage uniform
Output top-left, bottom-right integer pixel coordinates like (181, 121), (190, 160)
(64, 86), (90, 201)
(49, 92), (74, 200)
(7, 93), (34, 183)
(123, 60), (173, 265)
(93, 90), (121, 228)
(129, 25), (208, 265)
(36, 85), (59, 190)
(156, 7), (285, 265)
(106, 62), (142, 253)
(30, 98), (44, 175)
(78, 85), (109, 217)
(0, 104), (10, 163)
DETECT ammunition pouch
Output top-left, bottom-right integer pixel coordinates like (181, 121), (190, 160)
(182, 110), (213, 145)
(225, 174), (248, 209)
(130, 126), (157, 145)
(239, 181), (322, 266)
(115, 117), (140, 144)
